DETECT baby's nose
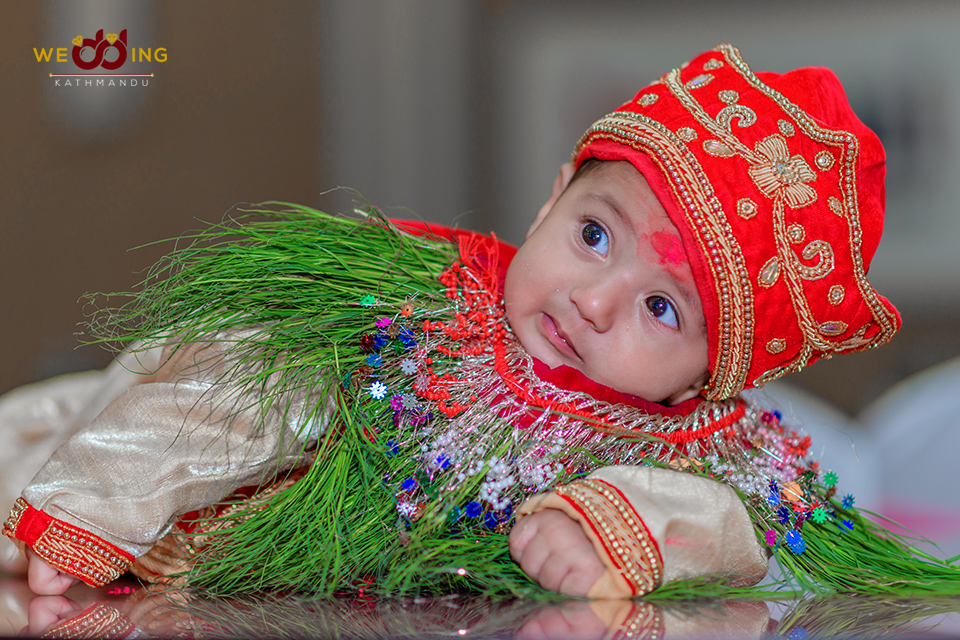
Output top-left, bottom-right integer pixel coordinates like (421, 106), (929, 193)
(570, 278), (621, 332)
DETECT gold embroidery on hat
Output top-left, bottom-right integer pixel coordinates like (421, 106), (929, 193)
(572, 111), (754, 401)
(717, 104), (757, 131)
(703, 140), (734, 157)
(796, 240), (835, 280)
(737, 198), (757, 219)
(758, 257), (780, 288)
(818, 320), (847, 336)
(639, 93), (659, 107)
(719, 90), (739, 105)
(703, 58), (724, 71)
(748, 135), (818, 208)
(828, 285), (845, 305)
(815, 150), (836, 171)
(786, 223), (805, 244)
(766, 339), (786, 354)
(778, 119), (796, 137)
(828, 196), (844, 217)
(577, 44), (898, 399)
(686, 73), (714, 89)
(677, 127), (697, 142)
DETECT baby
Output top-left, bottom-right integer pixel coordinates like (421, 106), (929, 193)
(5, 43), (917, 600)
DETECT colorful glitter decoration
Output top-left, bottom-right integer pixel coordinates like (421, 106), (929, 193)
(785, 530), (806, 555)
(359, 334), (375, 353)
(366, 354), (383, 367)
(765, 529), (777, 546)
(842, 494), (855, 510)
(376, 317), (392, 329)
(368, 381), (388, 400)
(399, 359), (418, 375)
(824, 471), (839, 487)
(465, 501), (482, 518)
(360, 294), (376, 307)
(811, 506), (828, 524)
(777, 506), (792, 525)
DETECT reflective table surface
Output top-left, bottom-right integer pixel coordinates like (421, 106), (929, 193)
(3, 577), (960, 639)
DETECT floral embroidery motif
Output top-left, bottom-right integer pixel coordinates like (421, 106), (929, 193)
(818, 321), (847, 336)
(758, 257), (780, 288)
(638, 93), (659, 106)
(786, 223), (805, 244)
(718, 89), (739, 104)
(703, 139), (734, 157)
(778, 119), (796, 137)
(797, 240), (835, 280)
(748, 134), (818, 208)
(676, 127), (697, 142)
(828, 196), (844, 217)
(716, 103), (757, 131)
(737, 198), (757, 219)
(828, 285), (845, 306)
(702, 58), (724, 71)
(815, 150), (836, 171)
(766, 338), (787, 355)
(685, 73), (713, 89)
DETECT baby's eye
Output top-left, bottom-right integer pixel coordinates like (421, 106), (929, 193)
(581, 222), (609, 256)
(646, 296), (679, 329)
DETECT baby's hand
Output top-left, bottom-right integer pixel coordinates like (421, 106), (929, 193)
(509, 508), (604, 596)
(27, 549), (79, 595)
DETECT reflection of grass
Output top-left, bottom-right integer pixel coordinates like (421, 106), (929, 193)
(776, 595), (960, 639)
(167, 593), (549, 639)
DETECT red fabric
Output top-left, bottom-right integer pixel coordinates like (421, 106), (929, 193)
(574, 44), (901, 399)
(9, 501), (51, 547)
(532, 359), (700, 417)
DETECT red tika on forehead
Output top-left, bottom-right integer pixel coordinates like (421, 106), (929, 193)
(572, 43), (900, 401)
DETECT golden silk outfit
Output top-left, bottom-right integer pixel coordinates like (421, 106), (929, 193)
(1, 330), (766, 597)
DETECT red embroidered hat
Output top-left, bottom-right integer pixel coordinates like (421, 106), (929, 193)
(573, 44), (900, 401)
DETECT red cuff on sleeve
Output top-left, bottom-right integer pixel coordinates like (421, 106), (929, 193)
(557, 478), (664, 596)
(3, 497), (133, 587)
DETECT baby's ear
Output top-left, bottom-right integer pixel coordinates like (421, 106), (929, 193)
(526, 163), (576, 238)
(665, 371), (710, 406)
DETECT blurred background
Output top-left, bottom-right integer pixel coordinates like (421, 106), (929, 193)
(3, 0), (960, 419)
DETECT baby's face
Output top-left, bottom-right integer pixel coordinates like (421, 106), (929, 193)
(504, 161), (709, 405)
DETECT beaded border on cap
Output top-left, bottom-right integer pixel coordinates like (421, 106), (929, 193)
(572, 43), (899, 401)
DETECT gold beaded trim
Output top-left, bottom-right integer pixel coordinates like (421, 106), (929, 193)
(573, 113), (754, 401)
(717, 43), (900, 369)
(40, 602), (135, 639)
(557, 478), (663, 596)
(4, 498), (131, 587)
(612, 602), (666, 640)
(2, 497), (27, 535)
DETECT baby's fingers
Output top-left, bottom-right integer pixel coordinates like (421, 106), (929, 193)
(26, 550), (79, 596)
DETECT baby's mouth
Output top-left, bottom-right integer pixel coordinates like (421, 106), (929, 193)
(541, 314), (580, 360)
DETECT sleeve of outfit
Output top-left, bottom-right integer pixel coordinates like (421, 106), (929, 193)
(516, 465), (768, 599)
(2, 334), (326, 587)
